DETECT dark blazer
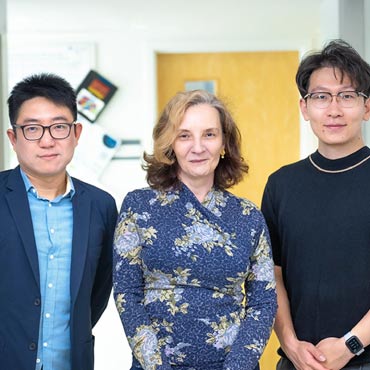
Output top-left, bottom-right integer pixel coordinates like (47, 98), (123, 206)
(0, 166), (118, 370)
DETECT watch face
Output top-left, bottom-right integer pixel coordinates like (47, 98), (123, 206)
(346, 336), (363, 354)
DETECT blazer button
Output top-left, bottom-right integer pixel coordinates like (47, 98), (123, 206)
(34, 298), (41, 306)
(29, 342), (37, 351)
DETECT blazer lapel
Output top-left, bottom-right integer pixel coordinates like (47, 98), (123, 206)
(6, 167), (40, 288)
(70, 183), (91, 304)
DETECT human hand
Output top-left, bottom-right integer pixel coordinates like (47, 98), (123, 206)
(283, 339), (330, 370)
(316, 337), (353, 370)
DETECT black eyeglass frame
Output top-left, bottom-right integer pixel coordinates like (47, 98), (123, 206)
(12, 122), (76, 141)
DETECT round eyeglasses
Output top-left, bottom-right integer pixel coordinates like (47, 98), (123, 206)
(303, 91), (368, 109)
(12, 122), (75, 141)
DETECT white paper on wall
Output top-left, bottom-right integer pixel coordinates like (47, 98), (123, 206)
(68, 115), (120, 183)
(7, 41), (96, 90)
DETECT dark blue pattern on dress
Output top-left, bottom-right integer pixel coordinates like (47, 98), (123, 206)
(113, 184), (276, 370)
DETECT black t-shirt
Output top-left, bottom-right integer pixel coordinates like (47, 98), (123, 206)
(261, 146), (370, 366)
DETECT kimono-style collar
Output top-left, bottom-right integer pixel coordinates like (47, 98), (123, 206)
(177, 182), (228, 217)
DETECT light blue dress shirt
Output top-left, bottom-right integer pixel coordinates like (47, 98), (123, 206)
(21, 170), (75, 370)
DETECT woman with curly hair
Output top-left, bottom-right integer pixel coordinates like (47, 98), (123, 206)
(113, 90), (277, 370)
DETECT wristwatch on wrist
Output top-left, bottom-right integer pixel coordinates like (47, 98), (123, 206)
(344, 332), (365, 356)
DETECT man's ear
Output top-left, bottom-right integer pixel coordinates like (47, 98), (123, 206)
(299, 98), (310, 121)
(363, 98), (370, 121)
(73, 122), (83, 141)
(7, 128), (17, 147)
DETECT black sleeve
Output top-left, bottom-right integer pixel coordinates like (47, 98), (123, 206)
(261, 178), (282, 266)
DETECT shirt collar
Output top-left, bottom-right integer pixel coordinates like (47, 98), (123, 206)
(20, 168), (75, 199)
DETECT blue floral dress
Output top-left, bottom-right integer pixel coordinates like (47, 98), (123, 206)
(113, 184), (277, 370)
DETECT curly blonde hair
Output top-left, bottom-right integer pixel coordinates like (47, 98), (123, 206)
(143, 90), (248, 190)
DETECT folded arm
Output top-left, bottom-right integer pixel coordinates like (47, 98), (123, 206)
(316, 309), (370, 370)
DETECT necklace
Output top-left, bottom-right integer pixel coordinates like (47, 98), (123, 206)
(308, 154), (370, 173)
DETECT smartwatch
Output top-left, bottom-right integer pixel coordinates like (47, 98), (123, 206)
(344, 332), (365, 356)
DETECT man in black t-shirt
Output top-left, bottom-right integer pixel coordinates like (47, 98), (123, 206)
(262, 40), (370, 370)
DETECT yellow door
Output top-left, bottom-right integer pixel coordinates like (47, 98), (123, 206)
(157, 51), (300, 369)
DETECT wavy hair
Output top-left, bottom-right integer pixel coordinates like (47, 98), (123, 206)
(143, 90), (248, 190)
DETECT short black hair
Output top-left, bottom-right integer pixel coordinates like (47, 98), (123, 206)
(7, 73), (77, 124)
(296, 39), (370, 97)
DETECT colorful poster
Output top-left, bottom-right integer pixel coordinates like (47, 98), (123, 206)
(76, 70), (117, 122)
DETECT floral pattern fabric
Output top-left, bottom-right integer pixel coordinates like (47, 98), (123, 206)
(113, 184), (276, 370)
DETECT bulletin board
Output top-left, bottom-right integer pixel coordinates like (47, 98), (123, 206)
(7, 41), (96, 91)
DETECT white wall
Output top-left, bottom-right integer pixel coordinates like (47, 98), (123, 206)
(5, 1), (344, 369)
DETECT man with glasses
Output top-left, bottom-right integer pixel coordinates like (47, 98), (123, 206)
(1, 73), (117, 370)
(262, 39), (370, 370)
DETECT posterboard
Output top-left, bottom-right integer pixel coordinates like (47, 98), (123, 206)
(7, 41), (96, 90)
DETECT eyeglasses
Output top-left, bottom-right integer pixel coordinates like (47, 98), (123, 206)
(12, 122), (75, 141)
(303, 91), (368, 109)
